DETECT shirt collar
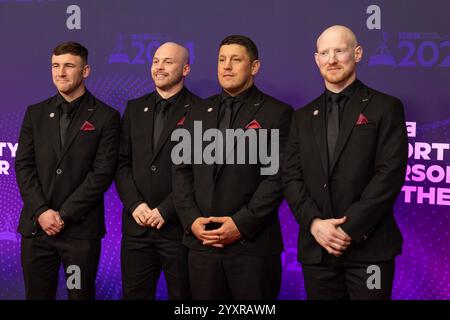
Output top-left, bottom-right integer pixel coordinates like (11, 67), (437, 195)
(221, 84), (255, 104)
(56, 90), (86, 108)
(326, 79), (360, 101)
(155, 87), (184, 106)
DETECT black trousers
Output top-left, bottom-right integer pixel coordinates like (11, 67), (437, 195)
(302, 254), (396, 300)
(121, 231), (190, 300)
(188, 249), (282, 300)
(21, 234), (101, 300)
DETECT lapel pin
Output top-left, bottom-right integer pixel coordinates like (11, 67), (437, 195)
(362, 98), (369, 102)
(207, 107), (213, 113)
(254, 102), (261, 106)
(88, 108), (94, 111)
(144, 107), (149, 112)
(313, 109), (319, 116)
(184, 104), (189, 108)
(49, 112), (55, 118)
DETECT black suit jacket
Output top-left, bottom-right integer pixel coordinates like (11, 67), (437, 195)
(16, 90), (120, 240)
(173, 86), (293, 255)
(116, 87), (200, 240)
(282, 81), (408, 264)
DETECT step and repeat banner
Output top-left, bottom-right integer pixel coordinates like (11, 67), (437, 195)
(0, 0), (448, 299)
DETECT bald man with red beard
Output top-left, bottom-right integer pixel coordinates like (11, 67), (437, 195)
(282, 25), (408, 300)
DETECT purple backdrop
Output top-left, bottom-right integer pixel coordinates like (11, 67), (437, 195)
(0, 0), (449, 299)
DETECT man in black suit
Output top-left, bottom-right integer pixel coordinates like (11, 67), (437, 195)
(282, 25), (408, 299)
(16, 42), (120, 299)
(172, 35), (293, 299)
(116, 42), (198, 299)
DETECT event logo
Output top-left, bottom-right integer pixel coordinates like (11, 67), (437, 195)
(368, 32), (396, 66)
(402, 121), (450, 206)
(0, 142), (17, 175)
(108, 34), (195, 65)
(0, 141), (19, 242)
(369, 32), (450, 68)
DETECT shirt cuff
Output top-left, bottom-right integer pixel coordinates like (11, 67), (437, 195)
(33, 205), (50, 222)
(157, 205), (168, 222)
(59, 209), (72, 224)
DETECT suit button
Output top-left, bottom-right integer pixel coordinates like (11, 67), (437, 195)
(151, 165), (157, 172)
(323, 183), (327, 189)
(56, 168), (63, 175)
(31, 222), (37, 235)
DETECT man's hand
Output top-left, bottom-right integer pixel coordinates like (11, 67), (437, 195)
(144, 208), (165, 229)
(202, 216), (242, 248)
(131, 203), (152, 227)
(310, 216), (352, 257)
(337, 226), (350, 239)
(37, 209), (64, 236)
(190, 217), (212, 242)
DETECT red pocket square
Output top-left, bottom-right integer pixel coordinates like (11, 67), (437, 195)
(245, 119), (262, 129)
(356, 114), (369, 125)
(177, 116), (186, 126)
(80, 121), (95, 131)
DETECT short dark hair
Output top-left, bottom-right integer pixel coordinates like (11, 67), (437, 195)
(219, 35), (259, 62)
(52, 42), (88, 64)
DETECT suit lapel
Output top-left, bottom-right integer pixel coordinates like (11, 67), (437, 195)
(329, 84), (373, 176)
(232, 88), (264, 131)
(199, 96), (220, 181)
(200, 95), (220, 135)
(141, 93), (156, 159)
(215, 88), (264, 180)
(151, 89), (192, 162)
(46, 96), (61, 156)
(57, 91), (96, 164)
(311, 94), (329, 177)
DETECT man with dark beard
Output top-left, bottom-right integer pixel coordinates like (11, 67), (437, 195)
(173, 35), (292, 299)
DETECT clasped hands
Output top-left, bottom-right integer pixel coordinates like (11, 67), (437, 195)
(132, 203), (165, 229)
(38, 209), (65, 236)
(310, 216), (352, 257)
(190, 216), (242, 248)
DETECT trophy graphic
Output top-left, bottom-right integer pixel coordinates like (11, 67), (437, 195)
(369, 31), (397, 67)
(108, 34), (130, 64)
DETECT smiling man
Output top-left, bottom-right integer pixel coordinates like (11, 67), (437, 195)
(115, 42), (199, 299)
(173, 35), (292, 299)
(282, 25), (408, 299)
(16, 42), (120, 299)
